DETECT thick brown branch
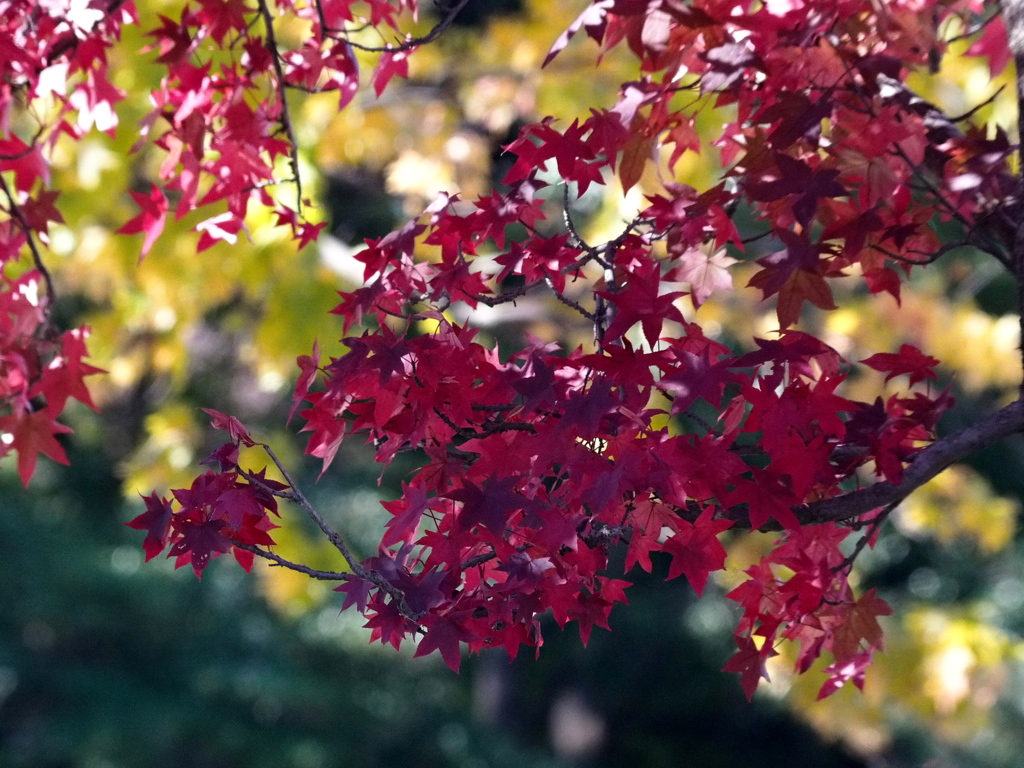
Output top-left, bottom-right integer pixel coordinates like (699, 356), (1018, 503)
(796, 399), (1024, 526)
(1003, 0), (1024, 387)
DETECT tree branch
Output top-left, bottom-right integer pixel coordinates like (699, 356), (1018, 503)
(796, 398), (1024, 526)
(546, 278), (596, 320)
(247, 445), (421, 618)
(341, 0), (474, 53)
(1002, 0), (1024, 389)
(256, 0), (303, 214)
(869, 240), (971, 266)
(230, 541), (353, 580)
(0, 174), (56, 312)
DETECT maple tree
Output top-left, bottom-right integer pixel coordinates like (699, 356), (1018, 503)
(4, 0), (1024, 703)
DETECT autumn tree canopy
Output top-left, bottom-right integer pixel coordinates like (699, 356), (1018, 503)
(2, 0), (1023, 700)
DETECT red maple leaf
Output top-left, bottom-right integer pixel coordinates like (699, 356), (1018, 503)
(372, 48), (410, 96)
(448, 477), (523, 538)
(656, 347), (732, 415)
(364, 598), (411, 650)
(722, 635), (778, 701)
(830, 588), (892, 663)
(861, 344), (940, 387)
(20, 190), (64, 237)
(117, 184), (168, 259)
(0, 135), (49, 192)
(965, 14), (1011, 77)
(201, 408), (256, 446)
(32, 328), (104, 413)
(600, 260), (685, 345)
(503, 119), (604, 194)
(214, 486), (265, 528)
(288, 340), (321, 423)
(195, 0), (249, 44)
(414, 614), (480, 672)
(126, 492), (174, 561)
(724, 471), (801, 531)
(334, 576), (373, 613)
(169, 517), (232, 577)
(381, 482), (433, 546)
(298, 392), (347, 476)
(571, 592), (615, 647)
(673, 248), (737, 308)
(625, 498), (679, 573)
(0, 408), (72, 487)
(745, 153), (847, 227)
(817, 649), (875, 700)
(661, 507), (731, 596)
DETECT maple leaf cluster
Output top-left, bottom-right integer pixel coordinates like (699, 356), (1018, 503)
(0, 0), (117, 486)
(126, 412), (283, 576)
(0, 271), (101, 485)
(135, 0), (987, 694)
(3, 0), (1022, 700)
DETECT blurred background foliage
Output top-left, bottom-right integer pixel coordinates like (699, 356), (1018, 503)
(4, 0), (1024, 766)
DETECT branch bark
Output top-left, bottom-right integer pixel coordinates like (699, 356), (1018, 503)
(231, 541), (352, 580)
(796, 398), (1024, 526)
(1001, 0), (1024, 388)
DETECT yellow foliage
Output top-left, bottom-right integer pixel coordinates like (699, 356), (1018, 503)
(821, 289), (1021, 402)
(784, 605), (1021, 755)
(898, 465), (1018, 554)
(254, 522), (339, 616)
(120, 404), (203, 495)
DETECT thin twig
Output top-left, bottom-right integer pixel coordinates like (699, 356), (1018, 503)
(741, 229), (773, 245)
(469, 280), (541, 307)
(945, 8), (1000, 43)
(869, 240), (969, 266)
(342, 0), (474, 53)
(0, 174), (56, 311)
(546, 278), (596, 320)
(832, 503), (896, 575)
(563, 184), (592, 250)
(891, 144), (973, 228)
(311, 0), (330, 39)
(231, 541), (353, 580)
(432, 407), (536, 438)
(252, 444), (422, 618)
(0, 126), (45, 161)
(949, 85), (1006, 122)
